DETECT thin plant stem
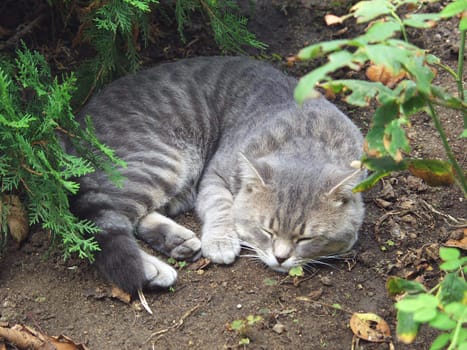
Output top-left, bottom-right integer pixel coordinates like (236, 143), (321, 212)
(447, 307), (467, 350)
(427, 101), (467, 197)
(457, 30), (466, 128)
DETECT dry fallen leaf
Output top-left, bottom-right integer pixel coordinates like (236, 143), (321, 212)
(366, 64), (406, 88)
(350, 312), (391, 343)
(0, 324), (89, 350)
(111, 286), (132, 304)
(324, 14), (345, 25)
(444, 228), (467, 250)
(1, 195), (29, 244)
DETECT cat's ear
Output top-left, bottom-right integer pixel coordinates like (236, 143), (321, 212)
(325, 168), (363, 207)
(237, 153), (268, 191)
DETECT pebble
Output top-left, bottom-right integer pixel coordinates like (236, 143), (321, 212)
(236, 304), (242, 309)
(320, 276), (332, 286)
(272, 323), (286, 334)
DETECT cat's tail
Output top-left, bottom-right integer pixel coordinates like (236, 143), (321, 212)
(91, 210), (177, 295)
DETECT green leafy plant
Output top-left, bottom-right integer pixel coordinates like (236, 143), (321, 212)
(229, 314), (263, 346)
(387, 247), (467, 349)
(0, 44), (124, 260)
(295, 0), (467, 197)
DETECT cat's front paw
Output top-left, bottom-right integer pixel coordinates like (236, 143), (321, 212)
(201, 231), (241, 264)
(140, 250), (177, 288)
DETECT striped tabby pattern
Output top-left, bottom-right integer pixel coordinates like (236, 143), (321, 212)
(70, 57), (365, 294)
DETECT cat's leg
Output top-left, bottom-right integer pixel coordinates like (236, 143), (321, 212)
(136, 211), (201, 260)
(93, 210), (177, 294)
(196, 173), (241, 264)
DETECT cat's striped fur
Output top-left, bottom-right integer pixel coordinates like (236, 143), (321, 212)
(70, 57), (365, 294)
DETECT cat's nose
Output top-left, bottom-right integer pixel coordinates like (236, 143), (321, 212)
(275, 256), (287, 264)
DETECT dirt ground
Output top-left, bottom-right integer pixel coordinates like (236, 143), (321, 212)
(1, 1), (466, 349)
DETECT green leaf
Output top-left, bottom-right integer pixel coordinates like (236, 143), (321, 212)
(362, 156), (408, 172)
(439, 273), (467, 305)
(403, 13), (441, 28)
(366, 101), (399, 154)
(289, 265), (304, 277)
(400, 94), (427, 117)
(298, 39), (349, 60)
(431, 86), (466, 109)
(295, 51), (360, 103)
(384, 117), (410, 157)
(440, 247), (461, 261)
(407, 159), (455, 187)
(429, 333), (452, 350)
(460, 16), (467, 31)
(396, 310), (420, 344)
(444, 302), (467, 320)
(440, 0), (467, 18)
(429, 312), (457, 331)
(460, 129), (467, 138)
(413, 307), (438, 322)
(386, 276), (426, 296)
(263, 278), (278, 286)
(230, 319), (245, 331)
(396, 294), (438, 313)
(363, 20), (401, 42)
(353, 170), (391, 192)
(239, 338), (250, 345)
(351, 0), (393, 23)
(246, 315), (262, 325)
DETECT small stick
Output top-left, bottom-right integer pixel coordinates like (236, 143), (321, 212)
(146, 303), (202, 343)
(420, 199), (467, 227)
(0, 14), (46, 50)
(137, 289), (153, 315)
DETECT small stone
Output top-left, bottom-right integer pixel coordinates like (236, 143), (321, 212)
(236, 304), (242, 309)
(132, 301), (143, 312)
(320, 276), (332, 286)
(272, 323), (286, 334)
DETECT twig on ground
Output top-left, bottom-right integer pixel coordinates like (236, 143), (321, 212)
(146, 303), (203, 344)
(0, 14), (46, 50)
(137, 288), (153, 315)
(420, 200), (467, 227)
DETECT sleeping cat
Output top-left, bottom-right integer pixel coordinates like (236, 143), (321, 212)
(68, 56), (365, 295)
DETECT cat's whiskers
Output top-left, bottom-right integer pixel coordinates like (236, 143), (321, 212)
(296, 257), (340, 270)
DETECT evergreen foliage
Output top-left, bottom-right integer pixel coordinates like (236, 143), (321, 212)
(0, 44), (125, 260)
(175, 0), (267, 53)
(73, 0), (265, 101)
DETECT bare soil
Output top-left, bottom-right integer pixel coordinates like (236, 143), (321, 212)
(1, 1), (466, 349)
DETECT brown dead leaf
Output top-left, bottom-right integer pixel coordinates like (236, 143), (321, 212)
(324, 14), (345, 25)
(111, 286), (131, 304)
(444, 228), (467, 250)
(349, 312), (391, 343)
(0, 324), (89, 350)
(308, 288), (323, 300)
(366, 64), (406, 88)
(188, 257), (211, 271)
(286, 55), (299, 67)
(48, 334), (90, 350)
(1, 195), (29, 244)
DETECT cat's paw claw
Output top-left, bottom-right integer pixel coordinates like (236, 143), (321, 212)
(140, 251), (177, 288)
(201, 237), (240, 265)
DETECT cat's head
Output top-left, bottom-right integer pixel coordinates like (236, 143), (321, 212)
(232, 154), (365, 273)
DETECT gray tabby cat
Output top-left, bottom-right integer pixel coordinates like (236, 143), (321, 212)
(70, 56), (365, 295)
